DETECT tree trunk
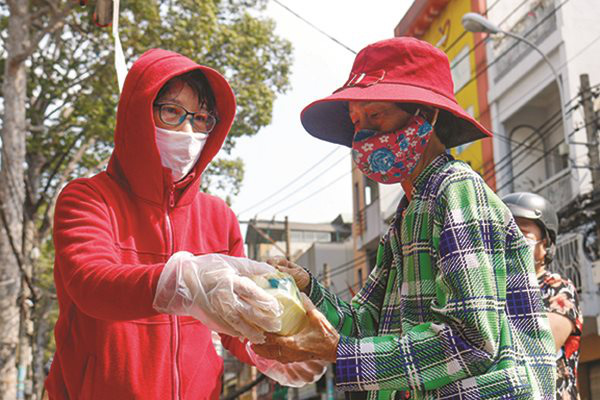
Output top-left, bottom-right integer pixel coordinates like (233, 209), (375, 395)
(32, 292), (55, 400)
(0, 1), (30, 398)
(18, 221), (36, 399)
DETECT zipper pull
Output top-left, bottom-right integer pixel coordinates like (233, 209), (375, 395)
(168, 188), (175, 208)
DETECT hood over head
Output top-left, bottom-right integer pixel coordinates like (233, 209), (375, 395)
(107, 48), (235, 206)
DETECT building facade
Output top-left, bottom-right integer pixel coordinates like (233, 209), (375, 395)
(482, 1), (600, 397)
(245, 215), (352, 262)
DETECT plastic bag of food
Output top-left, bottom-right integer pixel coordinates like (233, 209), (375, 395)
(251, 271), (307, 336)
(153, 252), (283, 343)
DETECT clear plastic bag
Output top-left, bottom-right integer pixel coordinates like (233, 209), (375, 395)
(153, 251), (283, 343)
(246, 342), (328, 388)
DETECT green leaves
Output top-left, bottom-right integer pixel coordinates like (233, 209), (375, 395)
(201, 157), (245, 205)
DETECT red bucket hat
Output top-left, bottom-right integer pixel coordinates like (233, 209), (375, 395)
(300, 37), (492, 148)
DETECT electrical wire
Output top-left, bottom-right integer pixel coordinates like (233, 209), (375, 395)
(480, 106), (566, 182)
(263, 0), (594, 224)
(454, 0), (571, 98)
(446, 0), (530, 76)
(271, 0), (357, 54)
(236, 147), (342, 215)
(324, 252), (367, 274)
(316, 252), (369, 280)
(479, 76), (600, 183)
(466, 29), (600, 181)
(271, 169), (352, 216)
(251, 151), (351, 216)
(495, 116), (600, 193)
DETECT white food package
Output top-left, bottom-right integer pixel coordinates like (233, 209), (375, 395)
(250, 271), (308, 336)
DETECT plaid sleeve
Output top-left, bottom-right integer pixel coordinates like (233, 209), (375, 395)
(308, 236), (393, 337)
(336, 170), (509, 392)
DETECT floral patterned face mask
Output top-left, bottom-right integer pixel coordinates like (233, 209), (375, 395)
(351, 110), (437, 184)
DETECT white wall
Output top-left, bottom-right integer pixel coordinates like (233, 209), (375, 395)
(378, 183), (404, 221)
(560, 0), (600, 193)
(295, 240), (355, 302)
(487, 0), (600, 197)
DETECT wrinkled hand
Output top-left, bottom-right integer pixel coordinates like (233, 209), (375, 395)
(280, 360), (327, 384)
(252, 294), (339, 363)
(267, 256), (311, 293)
(246, 341), (328, 387)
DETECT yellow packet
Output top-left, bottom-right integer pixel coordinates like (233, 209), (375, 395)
(251, 271), (307, 336)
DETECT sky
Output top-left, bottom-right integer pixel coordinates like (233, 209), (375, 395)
(229, 0), (412, 228)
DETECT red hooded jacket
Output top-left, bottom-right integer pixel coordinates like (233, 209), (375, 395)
(46, 49), (253, 399)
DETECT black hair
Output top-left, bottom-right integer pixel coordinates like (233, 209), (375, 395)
(434, 110), (458, 148)
(155, 70), (217, 114)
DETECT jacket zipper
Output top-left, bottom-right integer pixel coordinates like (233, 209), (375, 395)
(166, 189), (181, 400)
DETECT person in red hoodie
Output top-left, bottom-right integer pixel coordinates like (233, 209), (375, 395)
(45, 49), (323, 399)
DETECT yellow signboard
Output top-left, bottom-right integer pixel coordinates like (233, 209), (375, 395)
(419, 0), (490, 178)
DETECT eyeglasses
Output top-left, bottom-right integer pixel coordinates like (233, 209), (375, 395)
(154, 103), (218, 134)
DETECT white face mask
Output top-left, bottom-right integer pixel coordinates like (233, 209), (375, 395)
(155, 127), (208, 182)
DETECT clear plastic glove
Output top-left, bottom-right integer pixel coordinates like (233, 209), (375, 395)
(153, 252), (283, 343)
(252, 294), (339, 363)
(246, 342), (328, 388)
(266, 256), (311, 293)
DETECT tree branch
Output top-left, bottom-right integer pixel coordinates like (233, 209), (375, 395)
(0, 206), (38, 300)
(37, 131), (86, 210)
(13, 1), (75, 64)
(39, 139), (110, 238)
(43, 67), (102, 120)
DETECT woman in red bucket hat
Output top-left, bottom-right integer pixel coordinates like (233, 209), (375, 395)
(253, 37), (557, 399)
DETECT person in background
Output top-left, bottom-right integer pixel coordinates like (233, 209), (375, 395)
(503, 192), (583, 399)
(46, 48), (321, 400)
(253, 37), (557, 399)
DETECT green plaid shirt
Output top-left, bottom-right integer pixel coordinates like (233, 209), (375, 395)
(309, 154), (556, 399)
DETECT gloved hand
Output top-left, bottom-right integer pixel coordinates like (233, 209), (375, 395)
(246, 342), (328, 388)
(252, 294), (339, 363)
(153, 252), (283, 343)
(266, 256), (311, 294)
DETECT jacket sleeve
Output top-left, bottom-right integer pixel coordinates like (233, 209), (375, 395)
(335, 171), (509, 392)
(307, 239), (391, 338)
(53, 180), (164, 321)
(217, 207), (255, 364)
(227, 207), (246, 258)
(219, 335), (254, 365)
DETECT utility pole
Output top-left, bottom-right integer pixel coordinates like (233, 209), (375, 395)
(284, 216), (291, 260)
(580, 73), (600, 259)
(285, 216), (299, 400)
(323, 263), (331, 288)
(322, 263), (335, 400)
(580, 74), (600, 188)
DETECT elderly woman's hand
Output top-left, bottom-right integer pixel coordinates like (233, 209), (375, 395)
(252, 294), (339, 363)
(266, 256), (311, 294)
